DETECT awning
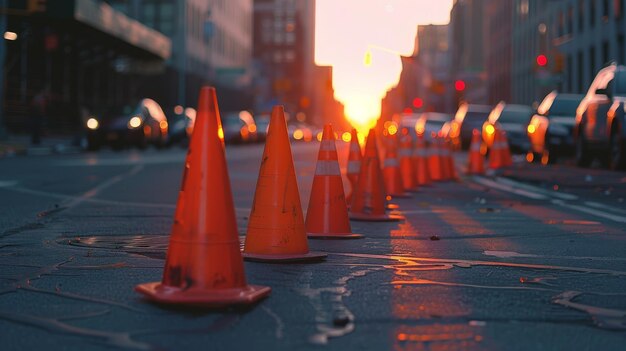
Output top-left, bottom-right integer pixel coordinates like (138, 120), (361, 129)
(32, 0), (171, 60)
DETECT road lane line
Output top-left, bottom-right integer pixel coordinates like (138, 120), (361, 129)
(495, 177), (578, 200)
(471, 176), (548, 200)
(65, 165), (144, 208)
(551, 199), (626, 223)
(584, 201), (626, 216)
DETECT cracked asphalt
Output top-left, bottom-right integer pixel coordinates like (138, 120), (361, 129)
(1, 142), (626, 350)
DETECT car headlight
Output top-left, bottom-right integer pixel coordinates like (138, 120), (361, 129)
(86, 117), (99, 130)
(128, 116), (142, 129)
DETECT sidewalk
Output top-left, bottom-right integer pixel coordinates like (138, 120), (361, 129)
(0, 134), (83, 158)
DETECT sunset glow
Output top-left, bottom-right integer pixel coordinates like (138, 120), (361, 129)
(315, 1), (453, 133)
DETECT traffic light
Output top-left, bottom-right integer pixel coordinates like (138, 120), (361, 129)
(536, 54), (548, 67)
(412, 97), (423, 109)
(454, 80), (466, 92)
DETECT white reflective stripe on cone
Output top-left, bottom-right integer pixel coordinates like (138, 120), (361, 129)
(398, 148), (412, 157)
(319, 140), (336, 151)
(414, 149), (427, 157)
(347, 161), (361, 174)
(350, 143), (361, 153)
(384, 158), (399, 167)
(470, 143), (481, 152)
(315, 160), (341, 176)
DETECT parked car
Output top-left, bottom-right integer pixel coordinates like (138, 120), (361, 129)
(449, 103), (492, 149)
(255, 114), (270, 142)
(527, 91), (583, 163)
(222, 110), (257, 144)
(413, 112), (453, 145)
(166, 106), (196, 146)
(85, 98), (168, 150)
(483, 102), (533, 153)
(575, 63), (626, 169)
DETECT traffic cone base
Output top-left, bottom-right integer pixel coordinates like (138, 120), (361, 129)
(308, 232), (364, 240)
(135, 282), (271, 308)
(349, 212), (404, 222)
(242, 251), (327, 263)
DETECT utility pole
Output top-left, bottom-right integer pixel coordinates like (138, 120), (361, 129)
(0, 0), (9, 140)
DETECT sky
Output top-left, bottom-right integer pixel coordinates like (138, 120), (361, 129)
(315, 0), (453, 132)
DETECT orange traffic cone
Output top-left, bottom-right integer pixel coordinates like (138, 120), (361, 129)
(383, 133), (411, 198)
(243, 106), (326, 262)
(306, 125), (363, 239)
(445, 138), (458, 180)
(438, 136), (452, 181)
(413, 132), (431, 186)
(350, 129), (404, 222)
(399, 127), (417, 191)
(345, 128), (362, 205)
(500, 130), (513, 167)
(489, 130), (504, 169)
(135, 87), (270, 307)
(467, 129), (485, 175)
(428, 133), (443, 181)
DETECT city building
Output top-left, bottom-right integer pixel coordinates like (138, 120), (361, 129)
(3, 0), (171, 131)
(380, 24), (451, 123)
(485, 0), (513, 104)
(449, 0), (487, 107)
(511, 0), (561, 105)
(552, 0), (626, 95)
(253, 0), (335, 126)
(106, 0), (254, 110)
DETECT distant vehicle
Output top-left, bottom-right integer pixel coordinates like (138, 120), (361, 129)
(527, 91), (583, 163)
(222, 110), (257, 144)
(575, 63), (626, 169)
(166, 106), (196, 146)
(255, 114), (270, 142)
(483, 102), (533, 153)
(413, 112), (453, 144)
(85, 98), (168, 150)
(450, 103), (492, 149)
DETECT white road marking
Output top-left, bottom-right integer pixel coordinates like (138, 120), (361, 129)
(0, 180), (18, 187)
(471, 176), (548, 200)
(470, 175), (626, 224)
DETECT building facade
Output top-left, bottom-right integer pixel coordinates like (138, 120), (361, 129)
(511, 0), (563, 105)
(485, 0), (513, 104)
(3, 0), (171, 132)
(449, 0), (487, 107)
(552, 0), (626, 95)
(106, 0), (254, 110)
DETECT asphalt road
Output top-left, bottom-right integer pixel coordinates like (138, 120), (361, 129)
(1, 142), (625, 350)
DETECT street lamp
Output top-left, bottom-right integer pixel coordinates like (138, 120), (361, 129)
(363, 44), (403, 67)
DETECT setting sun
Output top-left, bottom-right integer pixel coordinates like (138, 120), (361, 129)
(315, 1), (453, 132)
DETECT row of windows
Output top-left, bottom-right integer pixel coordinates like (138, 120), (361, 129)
(556, 0), (624, 37)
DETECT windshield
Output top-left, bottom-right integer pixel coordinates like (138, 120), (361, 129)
(615, 71), (626, 95)
(549, 98), (580, 116)
(464, 111), (489, 122)
(499, 108), (532, 123)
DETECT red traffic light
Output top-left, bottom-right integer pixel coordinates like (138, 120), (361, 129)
(412, 97), (423, 108)
(536, 54), (548, 67)
(402, 107), (413, 114)
(454, 80), (466, 92)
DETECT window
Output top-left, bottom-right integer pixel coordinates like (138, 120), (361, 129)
(590, 0), (596, 27)
(578, 50), (584, 92)
(578, 0), (585, 31)
(590, 46), (596, 80)
(603, 41), (610, 64)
